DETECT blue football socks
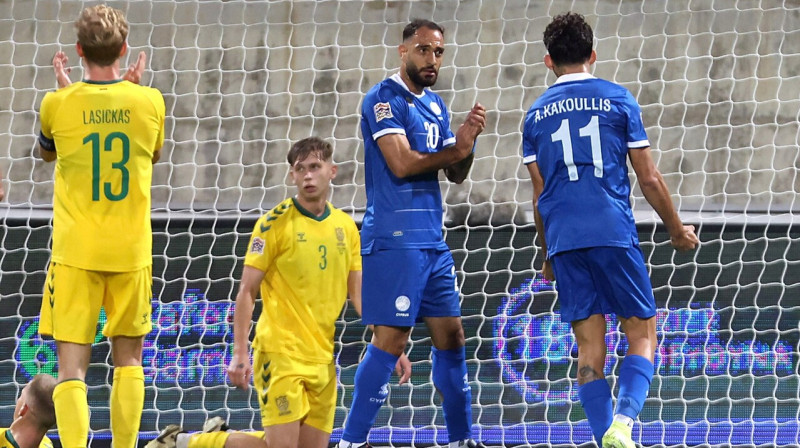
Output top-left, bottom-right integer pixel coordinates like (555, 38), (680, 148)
(432, 346), (473, 442)
(578, 378), (613, 444)
(340, 344), (398, 444)
(616, 354), (654, 419)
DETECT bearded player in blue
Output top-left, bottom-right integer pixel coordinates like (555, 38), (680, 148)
(337, 19), (487, 448)
(523, 13), (698, 448)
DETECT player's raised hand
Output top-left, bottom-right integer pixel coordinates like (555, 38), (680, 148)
(123, 51), (147, 85)
(454, 102), (486, 158)
(52, 51), (72, 89)
(463, 102), (486, 137)
(227, 352), (253, 390)
(395, 353), (412, 385)
(670, 224), (699, 251)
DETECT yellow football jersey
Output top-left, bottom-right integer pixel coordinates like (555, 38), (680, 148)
(0, 429), (53, 448)
(39, 80), (165, 272)
(245, 198), (362, 364)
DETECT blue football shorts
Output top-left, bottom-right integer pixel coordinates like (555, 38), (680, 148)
(550, 245), (656, 323)
(362, 248), (461, 326)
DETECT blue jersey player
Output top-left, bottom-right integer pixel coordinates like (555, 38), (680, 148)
(338, 19), (487, 448)
(523, 13), (698, 448)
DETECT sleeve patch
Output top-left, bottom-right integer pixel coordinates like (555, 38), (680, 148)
(374, 102), (393, 122)
(250, 237), (265, 254)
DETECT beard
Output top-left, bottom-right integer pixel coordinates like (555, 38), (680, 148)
(406, 62), (438, 88)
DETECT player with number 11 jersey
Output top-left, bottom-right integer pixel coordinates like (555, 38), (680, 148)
(522, 13), (698, 448)
(522, 74), (649, 256)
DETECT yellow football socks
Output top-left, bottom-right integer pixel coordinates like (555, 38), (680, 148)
(187, 431), (265, 448)
(187, 432), (231, 448)
(111, 366), (145, 448)
(53, 380), (89, 448)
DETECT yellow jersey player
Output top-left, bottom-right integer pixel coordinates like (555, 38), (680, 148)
(1, 375), (56, 448)
(36, 5), (165, 448)
(146, 137), (410, 448)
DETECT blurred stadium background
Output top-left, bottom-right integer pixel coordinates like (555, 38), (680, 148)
(1, 1), (798, 447)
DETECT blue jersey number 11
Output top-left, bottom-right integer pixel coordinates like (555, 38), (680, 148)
(550, 115), (603, 181)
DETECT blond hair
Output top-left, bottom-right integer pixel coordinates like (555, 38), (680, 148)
(75, 4), (128, 66)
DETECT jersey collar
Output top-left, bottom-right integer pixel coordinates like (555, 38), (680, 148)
(81, 79), (124, 85)
(291, 197), (331, 222)
(554, 72), (595, 85)
(4, 430), (20, 448)
(389, 73), (427, 98)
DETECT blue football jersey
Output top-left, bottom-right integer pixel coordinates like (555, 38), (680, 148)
(522, 73), (650, 256)
(360, 74), (455, 253)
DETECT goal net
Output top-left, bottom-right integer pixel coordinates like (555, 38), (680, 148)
(1, 1), (799, 447)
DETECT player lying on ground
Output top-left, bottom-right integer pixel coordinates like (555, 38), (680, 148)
(1, 374), (57, 448)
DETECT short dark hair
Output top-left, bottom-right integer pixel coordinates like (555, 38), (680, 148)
(403, 19), (445, 41)
(543, 12), (594, 66)
(287, 137), (333, 166)
(27, 374), (57, 429)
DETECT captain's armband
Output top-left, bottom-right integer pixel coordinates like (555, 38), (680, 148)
(38, 131), (57, 153)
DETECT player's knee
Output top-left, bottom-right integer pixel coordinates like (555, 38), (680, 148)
(626, 337), (657, 359)
(445, 326), (466, 349)
(620, 316), (657, 342)
(110, 335), (145, 367)
(371, 326), (411, 355)
(427, 317), (465, 350)
(372, 337), (408, 356)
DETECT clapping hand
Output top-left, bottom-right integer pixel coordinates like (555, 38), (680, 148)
(52, 51), (72, 88)
(123, 51), (147, 85)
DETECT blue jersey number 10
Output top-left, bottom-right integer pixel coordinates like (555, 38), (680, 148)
(550, 115), (603, 181)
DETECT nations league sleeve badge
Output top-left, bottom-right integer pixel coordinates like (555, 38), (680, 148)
(374, 102), (393, 122)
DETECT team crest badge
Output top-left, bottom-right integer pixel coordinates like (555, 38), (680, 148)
(430, 101), (442, 116)
(275, 395), (290, 415)
(250, 237), (265, 254)
(374, 102), (393, 122)
(335, 227), (345, 242)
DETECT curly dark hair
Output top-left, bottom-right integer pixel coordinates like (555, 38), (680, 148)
(543, 12), (594, 66)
